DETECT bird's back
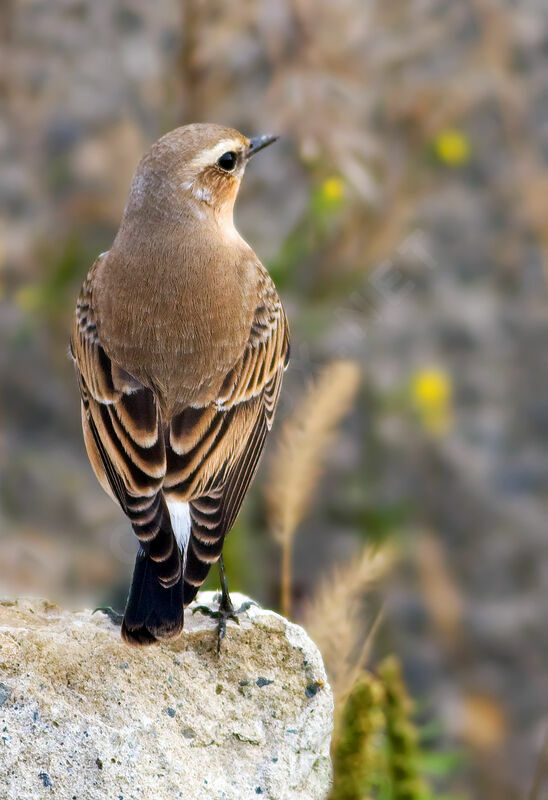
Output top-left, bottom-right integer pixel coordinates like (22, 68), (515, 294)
(91, 231), (260, 418)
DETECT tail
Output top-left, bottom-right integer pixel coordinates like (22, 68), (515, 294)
(122, 550), (184, 645)
(122, 491), (183, 645)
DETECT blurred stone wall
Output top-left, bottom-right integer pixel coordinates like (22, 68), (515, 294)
(1, 2), (548, 798)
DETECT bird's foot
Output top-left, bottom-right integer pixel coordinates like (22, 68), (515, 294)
(192, 594), (257, 653)
(93, 606), (124, 626)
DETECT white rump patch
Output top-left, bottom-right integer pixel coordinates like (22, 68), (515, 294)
(166, 500), (191, 556)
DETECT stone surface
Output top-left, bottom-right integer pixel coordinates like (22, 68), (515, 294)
(0, 594), (333, 800)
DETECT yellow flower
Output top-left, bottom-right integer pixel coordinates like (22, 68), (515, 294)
(320, 176), (345, 204)
(411, 368), (451, 407)
(434, 129), (471, 166)
(410, 367), (453, 435)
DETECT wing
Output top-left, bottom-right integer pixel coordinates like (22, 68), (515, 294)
(70, 256), (181, 587)
(164, 264), (290, 602)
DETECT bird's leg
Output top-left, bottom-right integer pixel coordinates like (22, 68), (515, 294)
(216, 556), (257, 651)
(218, 553), (234, 613)
(93, 606), (124, 626)
(215, 555), (235, 652)
(192, 555), (256, 653)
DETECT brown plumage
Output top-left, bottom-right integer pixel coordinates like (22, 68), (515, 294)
(70, 123), (289, 645)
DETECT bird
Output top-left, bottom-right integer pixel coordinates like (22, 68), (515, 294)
(70, 123), (289, 647)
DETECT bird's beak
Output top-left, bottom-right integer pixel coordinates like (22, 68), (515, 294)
(247, 134), (279, 159)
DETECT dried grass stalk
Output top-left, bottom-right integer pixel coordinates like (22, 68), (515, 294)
(304, 544), (395, 707)
(415, 529), (464, 647)
(265, 360), (361, 618)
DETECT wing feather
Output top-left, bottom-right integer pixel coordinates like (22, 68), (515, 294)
(71, 256), (180, 586)
(164, 265), (289, 602)
(73, 256), (288, 602)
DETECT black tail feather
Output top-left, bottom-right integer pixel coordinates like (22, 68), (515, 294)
(122, 551), (184, 646)
(182, 541), (215, 607)
(130, 495), (182, 588)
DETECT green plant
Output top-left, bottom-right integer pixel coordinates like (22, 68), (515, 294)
(330, 672), (386, 800)
(329, 658), (465, 800)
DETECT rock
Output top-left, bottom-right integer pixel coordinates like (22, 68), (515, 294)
(0, 594), (333, 800)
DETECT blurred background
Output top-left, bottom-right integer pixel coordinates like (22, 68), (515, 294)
(1, 1), (548, 798)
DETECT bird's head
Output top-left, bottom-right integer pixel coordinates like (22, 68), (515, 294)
(122, 123), (278, 231)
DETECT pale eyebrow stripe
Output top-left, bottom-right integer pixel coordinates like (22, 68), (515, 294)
(187, 139), (246, 171)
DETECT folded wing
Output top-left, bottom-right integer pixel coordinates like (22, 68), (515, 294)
(164, 264), (290, 603)
(70, 256), (181, 588)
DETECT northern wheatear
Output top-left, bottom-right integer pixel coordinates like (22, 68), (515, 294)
(71, 124), (289, 646)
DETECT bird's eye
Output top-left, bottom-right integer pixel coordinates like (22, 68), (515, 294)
(217, 151), (237, 171)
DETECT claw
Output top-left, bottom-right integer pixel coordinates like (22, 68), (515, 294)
(192, 593), (257, 653)
(235, 600), (256, 615)
(93, 606), (124, 626)
(192, 557), (260, 653)
(192, 602), (221, 619)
